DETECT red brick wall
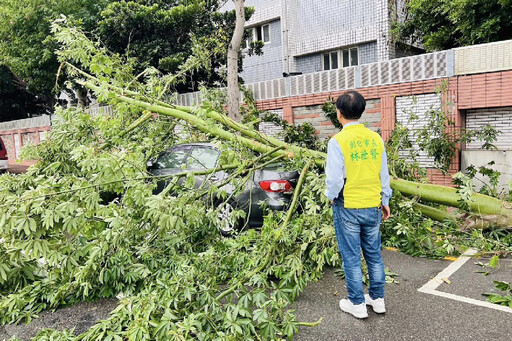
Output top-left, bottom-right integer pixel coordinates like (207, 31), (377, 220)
(0, 127), (50, 165)
(255, 70), (512, 185)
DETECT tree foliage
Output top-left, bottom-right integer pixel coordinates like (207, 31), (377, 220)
(98, 0), (253, 93)
(0, 66), (47, 122)
(0, 15), (510, 340)
(0, 0), (108, 101)
(392, 0), (512, 51)
(0, 0), (250, 112)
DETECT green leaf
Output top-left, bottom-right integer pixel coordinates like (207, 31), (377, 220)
(489, 255), (499, 269)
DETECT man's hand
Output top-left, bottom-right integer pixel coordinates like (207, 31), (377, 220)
(382, 206), (390, 220)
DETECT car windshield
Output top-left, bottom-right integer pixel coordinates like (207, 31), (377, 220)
(186, 147), (219, 169)
(152, 149), (188, 169)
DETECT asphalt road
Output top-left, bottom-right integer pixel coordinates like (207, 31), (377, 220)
(293, 249), (512, 341)
(1, 250), (510, 340)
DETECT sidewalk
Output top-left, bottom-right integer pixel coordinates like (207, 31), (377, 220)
(293, 249), (512, 340)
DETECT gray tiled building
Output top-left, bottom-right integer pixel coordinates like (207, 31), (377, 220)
(222, 0), (417, 84)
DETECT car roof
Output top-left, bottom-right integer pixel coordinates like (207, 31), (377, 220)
(172, 142), (214, 147)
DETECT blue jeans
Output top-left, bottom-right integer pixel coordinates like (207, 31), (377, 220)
(333, 197), (385, 305)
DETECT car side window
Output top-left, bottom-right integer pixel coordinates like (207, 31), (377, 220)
(187, 147), (220, 169)
(153, 149), (188, 169)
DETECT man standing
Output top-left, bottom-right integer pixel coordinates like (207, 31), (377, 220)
(325, 91), (392, 319)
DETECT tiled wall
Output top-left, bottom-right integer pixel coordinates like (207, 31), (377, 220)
(259, 109), (284, 138)
(295, 54), (322, 74)
(288, 0), (386, 58)
(465, 107), (512, 150)
(293, 41), (379, 75)
(395, 94), (441, 167)
(231, 0), (394, 82)
(221, 0), (281, 25)
(241, 19), (283, 83)
(359, 41), (378, 65)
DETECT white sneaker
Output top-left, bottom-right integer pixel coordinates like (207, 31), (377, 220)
(339, 299), (368, 319)
(365, 294), (386, 314)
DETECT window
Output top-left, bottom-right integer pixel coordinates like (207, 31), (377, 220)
(262, 24), (270, 43)
(323, 47), (359, 71)
(153, 149), (188, 170)
(187, 147), (220, 170)
(350, 48), (359, 66)
(247, 24), (271, 45)
(323, 51), (338, 71)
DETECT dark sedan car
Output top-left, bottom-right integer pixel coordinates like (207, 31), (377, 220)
(148, 143), (299, 235)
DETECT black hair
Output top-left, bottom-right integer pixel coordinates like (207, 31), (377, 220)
(335, 91), (366, 120)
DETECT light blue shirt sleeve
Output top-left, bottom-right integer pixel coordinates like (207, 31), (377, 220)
(325, 138), (345, 201)
(380, 139), (392, 206)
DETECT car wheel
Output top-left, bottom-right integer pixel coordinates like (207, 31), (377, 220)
(217, 201), (242, 237)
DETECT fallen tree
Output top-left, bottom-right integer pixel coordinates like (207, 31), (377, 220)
(0, 19), (509, 341)
(75, 75), (512, 231)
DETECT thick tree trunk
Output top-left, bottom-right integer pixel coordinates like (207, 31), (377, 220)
(395, 178), (512, 230)
(227, 0), (245, 122)
(75, 85), (89, 108)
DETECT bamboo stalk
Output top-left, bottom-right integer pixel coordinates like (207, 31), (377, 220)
(68, 64), (325, 160)
(282, 160), (312, 228)
(178, 106), (327, 160)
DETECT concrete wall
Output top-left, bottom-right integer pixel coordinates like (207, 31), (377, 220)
(461, 150), (512, 192)
(0, 116), (51, 164)
(241, 19), (283, 83)
(0, 127), (50, 164)
(0, 115), (51, 131)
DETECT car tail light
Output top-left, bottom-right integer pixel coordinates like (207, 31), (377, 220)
(259, 180), (292, 193)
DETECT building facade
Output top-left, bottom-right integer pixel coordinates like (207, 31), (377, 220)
(222, 0), (415, 84)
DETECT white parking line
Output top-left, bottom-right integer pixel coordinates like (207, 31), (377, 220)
(418, 249), (512, 314)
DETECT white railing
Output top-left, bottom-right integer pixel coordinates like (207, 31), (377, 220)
(0, 115), (51, 131)
(175, 39), (512, 105)
(176, 50), (452, 105)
